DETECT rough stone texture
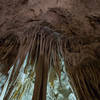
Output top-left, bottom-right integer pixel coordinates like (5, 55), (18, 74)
(0, 0), (100, 100)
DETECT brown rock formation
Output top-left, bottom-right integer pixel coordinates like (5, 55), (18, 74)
(0, 0), (100, 100)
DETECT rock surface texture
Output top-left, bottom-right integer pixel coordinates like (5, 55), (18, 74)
(0, 0), (100, 100)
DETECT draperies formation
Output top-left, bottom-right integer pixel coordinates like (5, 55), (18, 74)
(0, 2), (100, 100)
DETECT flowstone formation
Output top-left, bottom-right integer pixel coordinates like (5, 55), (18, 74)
(0, 0), (100, 100)
(0, 56), (76, 100)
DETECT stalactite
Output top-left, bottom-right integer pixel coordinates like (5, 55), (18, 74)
(0, 0), (100, 100)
